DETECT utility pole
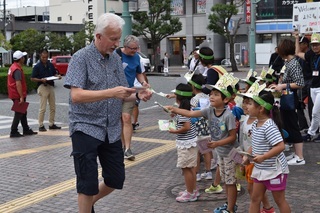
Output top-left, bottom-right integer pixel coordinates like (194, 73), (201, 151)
(121, 0), (132, 47)
(3, 0), (6, 40)
(249, 0), (260, 71)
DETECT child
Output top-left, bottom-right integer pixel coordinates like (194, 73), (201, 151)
(168, 83), (198, 203)
(245, 91), (291, 213)
(188, 73), (213, 181)
(238, 91), (275, 213)
(167, 74), (238, 213)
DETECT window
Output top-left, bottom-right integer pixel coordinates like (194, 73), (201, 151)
(69, 16), (72, 21)
(195, 0), (206, 14)
(57, 17), (62, 22)
(171, 0), (185, 15)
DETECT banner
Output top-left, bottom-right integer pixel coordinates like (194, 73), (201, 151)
(292, 2), (320, 33)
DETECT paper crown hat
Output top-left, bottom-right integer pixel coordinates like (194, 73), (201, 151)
(311, 33), (320, 44)
(240, 69), (257, 85)
(205, 73), (239, 97)
(238, 81), (273, 110)
(257, 67), (275, 82)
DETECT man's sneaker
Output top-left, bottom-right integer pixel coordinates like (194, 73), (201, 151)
(213, 202), (238, 213)
(201, 171), (212, 180)
(39, 126), (47, 132)
(10, 132), (24, 138)
(132, 122), (139, 130)
(285, 153), (295, 161)
(178, 189), (200, 197)
(196, 173), (201, 181)
(23, 128), (38, 135)
(260, 206), (276, 213)
(49, 124), (61, 130)
(205, 184), (223, 194)
(236, 183), (241, 192)
(176, 191), (197, 202)
(124, 148), (135, 161)
(287, 156), (305, 166)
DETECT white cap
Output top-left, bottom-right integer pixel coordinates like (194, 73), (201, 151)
(13, 50), (27, 60)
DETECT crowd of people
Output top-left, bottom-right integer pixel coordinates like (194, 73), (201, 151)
(6, 12), (320, 213)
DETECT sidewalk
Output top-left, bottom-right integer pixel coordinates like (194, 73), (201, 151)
(0, 104), (319, 212)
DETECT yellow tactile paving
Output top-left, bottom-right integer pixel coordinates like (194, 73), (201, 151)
(0, 134), (176, 212)
(0, 142), (70, 159)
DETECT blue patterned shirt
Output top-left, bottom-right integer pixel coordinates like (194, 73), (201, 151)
(64, 42), (128, 143)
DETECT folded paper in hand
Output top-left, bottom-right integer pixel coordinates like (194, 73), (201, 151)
(196, 136), (212, 154)
(11, 100), (29, 114)
(158, 120), (176, 131)
(228, 148), (244, 164)
(45, 76), (60, 81)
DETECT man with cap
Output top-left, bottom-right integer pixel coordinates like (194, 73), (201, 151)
(7, 50), (37, 137)
(295, 33), (320, 143)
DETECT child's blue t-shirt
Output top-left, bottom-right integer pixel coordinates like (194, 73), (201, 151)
(201, 107), (236, 157)
(121, 53), (142, 87)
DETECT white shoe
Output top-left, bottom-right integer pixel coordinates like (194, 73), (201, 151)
(196, 173), (201, 181)
(285, 153), (295, 161)
(287, 156), (305, 166)
(205, 171), (212, 180)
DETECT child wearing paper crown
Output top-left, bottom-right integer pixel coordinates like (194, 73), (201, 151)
(237, 82), (276, 213)
(244, 91), (291, 213)
(188, 73), (214, 182)
(168, 83), (199, 203)
(166, 74), (239, 213)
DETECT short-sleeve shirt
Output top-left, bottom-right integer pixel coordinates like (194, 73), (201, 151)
(121, 52), (142, 87)
(282, 57), (304, 88)
(32, 61), (57, 86)
(251, 119), (288, 172)
(304, 50), (320, 88)
(201, 107), (236, 157)
(175, 114), (197, 149)
(64, 42), (128, 143)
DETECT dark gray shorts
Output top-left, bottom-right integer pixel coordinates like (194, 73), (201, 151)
(71, 131), (125, 195)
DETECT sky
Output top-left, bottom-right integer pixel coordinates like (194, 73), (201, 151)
(4, 0), (49, 9)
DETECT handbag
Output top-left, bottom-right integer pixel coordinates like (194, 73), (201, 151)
(280, 83), (295, 110)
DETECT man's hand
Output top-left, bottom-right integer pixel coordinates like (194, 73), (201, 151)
(207, 141), (217, 149)
(137, 89), (152, 102)
(112, 86), (136, 99)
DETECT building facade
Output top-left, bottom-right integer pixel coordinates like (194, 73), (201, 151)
(6, 0), (320, 66)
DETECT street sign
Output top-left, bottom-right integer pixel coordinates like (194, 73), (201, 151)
(292, 2), (320, 33)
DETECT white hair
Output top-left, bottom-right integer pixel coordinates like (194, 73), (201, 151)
(123, 35), (139, 47)
(94, 13), (125, 35)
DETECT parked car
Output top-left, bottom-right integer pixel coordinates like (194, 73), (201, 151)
(51, 55), (71, 75)
(137, 52), (151, 72)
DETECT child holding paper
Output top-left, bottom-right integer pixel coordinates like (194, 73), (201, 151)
(168, 83), (198, 203)
(167, 73), (239, 213)
(245, 91), (290, 213)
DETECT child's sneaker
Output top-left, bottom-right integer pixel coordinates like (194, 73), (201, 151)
(196, 173), (201, 181)
(176, 191), (197, 202)
(201, 171), (212, 180)
(213, 202), (238, 213)
(260, 206), (276, 213)
(205, 184), (223, 194)
(178, 189), (200, 197)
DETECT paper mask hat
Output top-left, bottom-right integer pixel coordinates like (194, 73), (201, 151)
(205, 73), (238, 97)
(257, 67), (275, 82)
(240, 69), (257, 85)
(238, 81), (273, 110)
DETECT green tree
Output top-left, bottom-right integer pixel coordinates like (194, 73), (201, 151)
(131, 0), (182, 67)
(46, 32), (72, 55)
(70, 29), (87, 53)
(0, 33), (11, 50)
(10, 28), (46, 56)
(207, 1), (244, 71)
